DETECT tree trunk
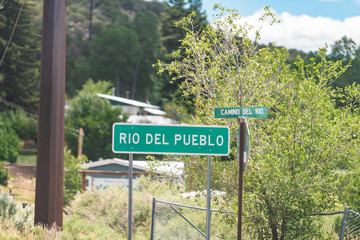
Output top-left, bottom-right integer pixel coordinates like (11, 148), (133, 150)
(279, 209), (288, 240)
(264, 192), (279, 240)
(115, 73), (120, 96)
(89, 0), (94, 42)
(131, 60), (140, 99)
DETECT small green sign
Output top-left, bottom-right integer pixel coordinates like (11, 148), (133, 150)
(112, 124), (230, 155)
(215, 107), (268, 118)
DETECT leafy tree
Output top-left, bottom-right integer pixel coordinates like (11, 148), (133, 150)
(77, 78), (113, 96)
(330, 36), (357, 62)
(327, 36), (360, 109)
(156, 0), (207, 112)
(64, 148), (88, 206)
(157, 8), (360, 239)
(0, 117), (19, 163)
(0, 0), (41, 112)
(65, 94), (127, 161)
(4, 110), (37, 141)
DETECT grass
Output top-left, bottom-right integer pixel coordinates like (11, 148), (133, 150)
(17, 141), (37, 166)
(17, 150), (36, 166)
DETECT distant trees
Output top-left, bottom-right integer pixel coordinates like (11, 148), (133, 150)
(89, 26), (139, 97)
(65, 0), (207, 108)
(0, 0), (41, 112)
(329, 36), (360, 90)
(65, 0), (164, 100)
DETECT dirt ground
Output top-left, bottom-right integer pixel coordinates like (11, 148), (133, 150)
(5, 163), (36, 203)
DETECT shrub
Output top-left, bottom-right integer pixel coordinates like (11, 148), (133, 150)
(4, 110), (38, 141)
(0, 119), (19, 163)
(64, 148), (88, 206)
(64, 177), (203, 239)
(0, 192), (34, 233)
(0, 162), (7, 186)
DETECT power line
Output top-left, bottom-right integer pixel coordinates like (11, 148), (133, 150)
(0, 96), (38, 119)
(0, 0), (26, 66)
(0, 97), (79, 136)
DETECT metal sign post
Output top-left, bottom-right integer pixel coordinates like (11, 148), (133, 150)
(206, 155), (211, 240)
(237, 118), (247, 240)
(112, 124), (230, 240)
(215, 107), (266, 240)
(128, 153), (133, 240)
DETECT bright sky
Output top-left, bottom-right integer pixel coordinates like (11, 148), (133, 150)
(202, 0), (360, 52)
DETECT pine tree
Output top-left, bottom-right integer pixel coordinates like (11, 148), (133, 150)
(0, 0), (41, 112)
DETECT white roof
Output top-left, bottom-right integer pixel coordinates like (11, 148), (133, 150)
(82, 158), (183, 176)
(127, 115), (177, 124)
(97, 93), (160, 109)
(144, 108), (167, 115)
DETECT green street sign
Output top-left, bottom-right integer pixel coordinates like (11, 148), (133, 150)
(112, 124), (230, 155)
(215, 107), (268, 118)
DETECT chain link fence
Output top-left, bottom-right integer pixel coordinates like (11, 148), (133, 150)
(150, 198), (235, 240)
(151, 199), (360, 240)
(311, 210), (344, 239)
(341, 207), (360, 239)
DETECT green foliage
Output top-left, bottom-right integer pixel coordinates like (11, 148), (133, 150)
(64, 148), (88, 206)
(0, 0), (41, 112)
(65, 0), (165, 102)
(64, 177), (206, 239)
(157, 8), (360, 239)
(2, 110), (37, 141)
(0, 117), (19, 163)
(62, 215), (119, 239)
(77, 78), (113, 96)
(0, 192), (34, 233)
(0, 162), (8, 185)
(329, 36), (360, 91)
(65, 94), (127, 161)
(339, 161), (360, 213)
(89, 26), (139, 97)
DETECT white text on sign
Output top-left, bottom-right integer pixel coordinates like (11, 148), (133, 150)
(119, 133), (224, 146)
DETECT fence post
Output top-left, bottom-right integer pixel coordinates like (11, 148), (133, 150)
(339, 206), (349, 240)
(151, 198), (156, 240)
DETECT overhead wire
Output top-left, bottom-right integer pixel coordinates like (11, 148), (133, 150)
(0, 0), (26, 66)
(0, 97), (79, 136)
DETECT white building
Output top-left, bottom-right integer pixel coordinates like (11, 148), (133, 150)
(81, 158), (183, 190)
(96, 93), (176, 124)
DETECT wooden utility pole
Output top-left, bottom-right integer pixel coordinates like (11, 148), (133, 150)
(78, 128), (84, 157)
(35, 0), (66, 228)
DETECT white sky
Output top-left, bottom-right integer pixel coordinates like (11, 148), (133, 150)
(240, 9), (360, 52)
(202, 1), (360, 52)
